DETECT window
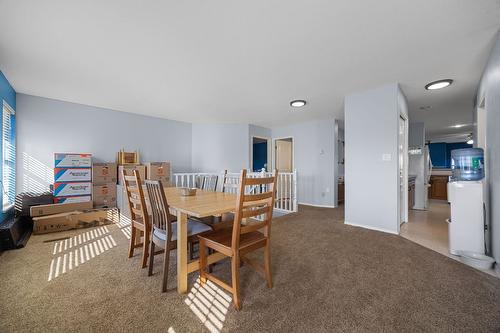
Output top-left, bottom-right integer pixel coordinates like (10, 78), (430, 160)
(2, 101), (15, 211)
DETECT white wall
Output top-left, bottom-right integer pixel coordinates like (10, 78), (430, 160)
(476, 30), (500, 264)
(344, 83), (407, 234)
(249, 124), (272, 139)
(191, 123), (250, 173)
(16, 94), (192, 193)
(272, 118), (336, 207)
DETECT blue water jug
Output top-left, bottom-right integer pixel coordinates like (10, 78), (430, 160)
(450, 148), (484, 181)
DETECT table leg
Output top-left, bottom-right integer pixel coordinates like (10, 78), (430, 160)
(177, 211), (188, 293)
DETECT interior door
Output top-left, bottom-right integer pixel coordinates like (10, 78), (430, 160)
(276, 140), (292, 172)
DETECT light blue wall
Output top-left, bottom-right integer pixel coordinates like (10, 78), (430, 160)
(272, 118), (336, 207)
(191, 123), (250, 173)
(476, 30), (500, 263)
(345, 83), (407, 234)
(0, 71), (16, 222)
(16, 94), (192, 193)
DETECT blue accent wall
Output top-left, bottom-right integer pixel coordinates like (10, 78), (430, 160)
(0, 71), (16, 223)
(429, 142), (472, 169)
(252, 142), (267, 171)
(0, 71), (16, 110)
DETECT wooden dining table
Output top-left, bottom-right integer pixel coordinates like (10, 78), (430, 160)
(163, 187), (237, 294)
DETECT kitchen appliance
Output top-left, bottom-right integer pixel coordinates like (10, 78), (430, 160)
(408, 145), (432, 210)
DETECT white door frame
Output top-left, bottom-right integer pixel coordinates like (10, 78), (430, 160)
(398, 112), (409, 232)
(272, 136), (295, 171)
(250, 135), (272, 172)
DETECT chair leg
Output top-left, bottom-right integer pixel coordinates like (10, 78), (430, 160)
(128, 226), (136, 258)
(141, 229), (150, 269)
(264, 240), (273, 288)
(231, 254), (241, 310)
(162, 240), (170, 292)
(199, 239), (207, 284)
(189, 241), (194, 260)
(148, 237), (155, 276)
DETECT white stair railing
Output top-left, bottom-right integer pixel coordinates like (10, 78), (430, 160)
(172, 170), (298, 213)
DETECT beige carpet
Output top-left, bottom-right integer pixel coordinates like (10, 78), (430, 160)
(0, 205), (499, 332)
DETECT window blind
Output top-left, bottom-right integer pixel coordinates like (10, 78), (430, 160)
(2, 101), (15, 210)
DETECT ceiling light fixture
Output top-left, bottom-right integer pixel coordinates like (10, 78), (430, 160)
(467, 134), (474, 145)
(290, 100), (306, 108)
(425, 79), (453, 90)
(452, 124), (466, 128)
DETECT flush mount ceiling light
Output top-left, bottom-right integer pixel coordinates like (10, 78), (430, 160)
(290, 100), (306, 108)
(425, 79), (453, 90)
(451, 124), (466, 128)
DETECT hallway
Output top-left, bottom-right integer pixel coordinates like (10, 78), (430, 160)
(401, 200), (450, 257)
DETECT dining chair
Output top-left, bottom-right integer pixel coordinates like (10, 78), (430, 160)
(198, 169), (278, 310)
(123, 169), (151, 268)
(195, 174), (218, 192)
(145, 179), (212, 292)
(221, 169), (240, 194)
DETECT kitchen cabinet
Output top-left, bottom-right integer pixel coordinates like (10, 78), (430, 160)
(429, 175), (449, 200)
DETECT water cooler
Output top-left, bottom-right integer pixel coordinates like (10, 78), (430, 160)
(447, 148), (487, 255)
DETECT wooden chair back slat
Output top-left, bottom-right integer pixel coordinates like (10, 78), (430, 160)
(243, 192), (273, 202)
(231, 169), (278, 248)
(241, 206), (269, 219)
(123, 169), (149, 228)
(195, 175), (219, 192)
(145, 180), (173, 240)
(244, 176), (276, 186)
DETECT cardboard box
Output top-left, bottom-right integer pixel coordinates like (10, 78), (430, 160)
(32, 208), (119, 234)
(30, 201), (93, 217)
(93, 184), (117, 197)
(54, 153), (92, 168)
(118, 165), (146, 185)
(93, 163), (117, 184)
(144, 162), (171, 182)
(54, 182), (92, 197)
(54, 168), (92, 182)
(93, 194), (117, 208)
(54, 196), (92, 204)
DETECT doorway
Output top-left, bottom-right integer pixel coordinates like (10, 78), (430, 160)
(274, 137), (293, 172)
(251, 136), (271, 172)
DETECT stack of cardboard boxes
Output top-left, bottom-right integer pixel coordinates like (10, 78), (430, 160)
(117, 160), (171, 218)
(144, 162), (171, 185)
(93, 163), (118, 208)
(53, 153), (92, 203)
(30, 201), (119, 234)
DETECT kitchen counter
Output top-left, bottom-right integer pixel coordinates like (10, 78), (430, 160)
(432, 169), (452, 176)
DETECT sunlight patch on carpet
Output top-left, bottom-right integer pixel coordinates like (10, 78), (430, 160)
(184, 278), (232, 333)
(47, 226), (117, 281)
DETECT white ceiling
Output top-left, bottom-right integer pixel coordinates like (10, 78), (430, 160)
(1, 1), (500, 138)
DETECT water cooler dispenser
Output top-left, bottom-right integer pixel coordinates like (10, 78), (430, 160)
(447, 148), (486, 255)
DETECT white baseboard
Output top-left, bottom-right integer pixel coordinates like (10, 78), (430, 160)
(298, 202), (337, 209)
(344, 221), (399, 235)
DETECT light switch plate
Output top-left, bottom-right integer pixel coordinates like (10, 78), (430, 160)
(382, 153), (392, 161)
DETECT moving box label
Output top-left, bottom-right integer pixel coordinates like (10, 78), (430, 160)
(54, 153), (92, 168)
(53, 182), (92, 197)
(54, 168), (92, 182)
